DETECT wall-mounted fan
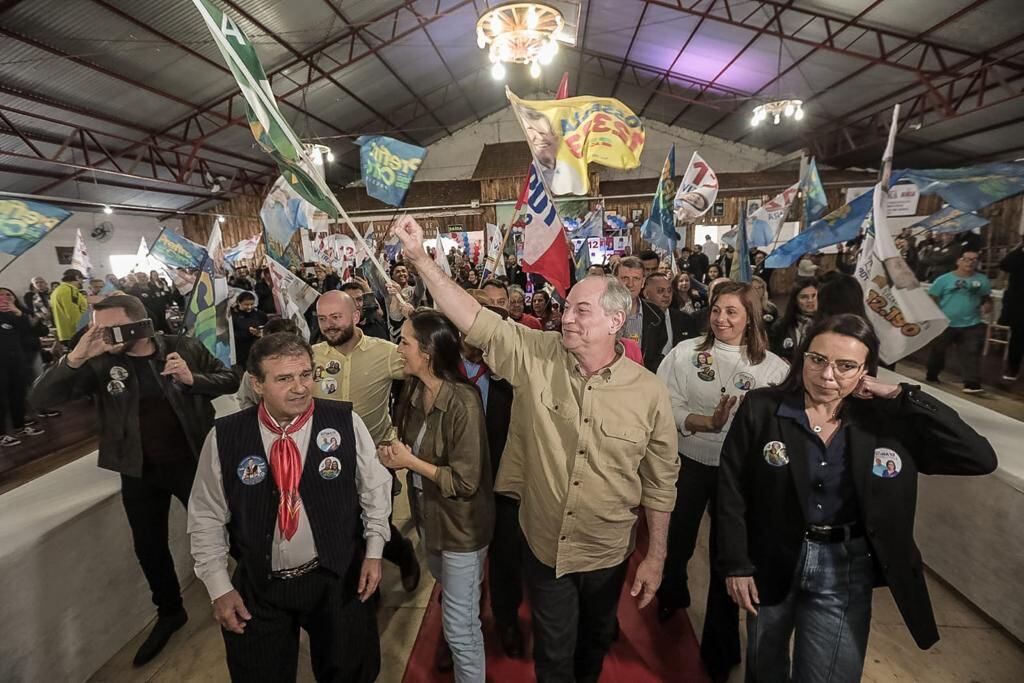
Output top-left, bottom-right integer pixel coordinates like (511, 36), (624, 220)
(91, 221), (114, 242)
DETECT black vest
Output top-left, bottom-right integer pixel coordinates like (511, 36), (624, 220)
(216, 399), (362, 586)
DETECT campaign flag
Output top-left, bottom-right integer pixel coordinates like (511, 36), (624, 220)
(184, 224), (232, 366)
(674, 152), (718, 222)
(266, 256), (319, 339)
(356, 135), (427, 207)
(855, 106), (947, 364)
(507, 88), (644, 196)
(223, 234), (261, 264)
(0, 198), (71, 258)
(567, 205), (604, 239)
(433, 232), (453, 277)
(572, 237), (592, 282)
(641, 146), (677, 252)
(733, 208), (752, 283)
(149, 227), (207, 271)
(482, 223), (507, 278)
(801, 158), (828, 225)
(381, 232), (402, 263)
(514, 164), (571, 296)
(763, 174), (906, 269)
(911, 205), (989, 234)
(900, 162), (1024, 212)
(748, 182), (800, 248)
(556, 72), (570, 100)
(71, 228), (91, 276)
(261, 159), (329, 269)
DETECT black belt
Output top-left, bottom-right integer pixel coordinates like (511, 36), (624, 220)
(270, 557), (320, 580)
(805, 521), (864, 544)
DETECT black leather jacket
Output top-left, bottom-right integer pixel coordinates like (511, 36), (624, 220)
(30, 334), (239, 477)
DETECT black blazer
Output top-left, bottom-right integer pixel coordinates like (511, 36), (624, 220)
(716, 384), (997, 650)
(484, 374), (514, 482)
(639, 299), (669, 373)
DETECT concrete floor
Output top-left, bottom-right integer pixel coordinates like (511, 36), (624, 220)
(90, 485), (1024, 683)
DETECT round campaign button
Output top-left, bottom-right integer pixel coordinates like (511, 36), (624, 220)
(733, 371), (755, 391)
(321, 377), (338, 395)
(109, 365), (129, 381)
(319, 456), (341, 480)
(237, 455), (267, 485)
(872, 448), (902, 478)
(0, 322), (13, 330)
(106, 380), (126, 396)
(763, 440), (789, 467)
(317, 428), (341, 452)
(326, 360), (341, 375)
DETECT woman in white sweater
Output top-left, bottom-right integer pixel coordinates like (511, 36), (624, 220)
(655, 280), (788, 681)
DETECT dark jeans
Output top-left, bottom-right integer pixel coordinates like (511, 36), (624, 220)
(523, 546), (627, 683)
(745, 537), (875, 683)
(488, 493), (524, 626)
(224, 564), (380, 683)
(381, 521), (414, 567)
(120, 459), (197, 617)
(1006, 315), (1023, 377)
(0, 357), (28, 433)
(660, 457), (741, 677)
(926, 323), (985, 385)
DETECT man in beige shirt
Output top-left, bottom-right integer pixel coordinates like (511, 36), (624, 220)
(312, 290), (420, 592)
(392, 217), (679, 682)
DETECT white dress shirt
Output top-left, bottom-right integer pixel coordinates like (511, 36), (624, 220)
(187, 409), (392, 601)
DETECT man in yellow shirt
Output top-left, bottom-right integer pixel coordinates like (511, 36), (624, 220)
(49, 269), (88, 345)
(312, 290), (419, 591)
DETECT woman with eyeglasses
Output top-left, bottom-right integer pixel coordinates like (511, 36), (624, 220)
(717, 314), (997, 682)
(656, 281), (789, 681)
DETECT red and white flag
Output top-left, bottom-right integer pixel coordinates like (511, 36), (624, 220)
(514, 164), (570, 296)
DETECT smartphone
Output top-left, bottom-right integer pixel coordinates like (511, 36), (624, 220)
(104, 318), (156, 344)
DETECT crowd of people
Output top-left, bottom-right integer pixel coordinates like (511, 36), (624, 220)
(4, 219), (1016, 683)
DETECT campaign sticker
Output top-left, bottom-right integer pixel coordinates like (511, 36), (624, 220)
(314, 365), (324, 381)
(872, 448), (902, 478)
(319, 456), (341, 480)
(237, 455), (267, 485)
(326, 360), (341, 375)
(782, 337), (794, 349)
(763, 441), (789, 467)
(733, 372), (755, 391)
(692, 351), (713, 369)
(0, 322), (13, 330)
(697, 367), (716, 382)
(106, 380), (126, 396)
(109, 365), (129, 381)
(321, 377), (338, 395)
(317, 428), (341, 452)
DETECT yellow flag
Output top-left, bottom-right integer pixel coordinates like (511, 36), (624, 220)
(507, 87), (645, 196)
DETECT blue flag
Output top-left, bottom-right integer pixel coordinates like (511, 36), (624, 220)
(567, 208), (604, 239)
(734, 208), (752, 283)
(801, 158), (828, 226)
(356, 135), (427, 207)
(765, 173), (907, 268)
(901, 162), (1024, 212)
(0, 199), (71, 257)
(911, 205), (989, 234)
(641, 146), (677, 252)
(149, 227), (207, 270)
(572, 238), (592, 281)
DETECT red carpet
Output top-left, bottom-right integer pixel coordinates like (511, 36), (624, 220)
(401, 546), (710, 683)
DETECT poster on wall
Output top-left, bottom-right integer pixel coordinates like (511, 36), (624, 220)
(845, 184), (920, 216)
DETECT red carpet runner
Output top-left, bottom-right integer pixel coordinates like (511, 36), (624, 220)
(401, 547), (710, 682)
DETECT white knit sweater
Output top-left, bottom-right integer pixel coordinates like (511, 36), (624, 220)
(656, 337), (789, 467)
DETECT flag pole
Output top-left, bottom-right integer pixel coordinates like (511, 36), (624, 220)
(878, 105), (900, 192)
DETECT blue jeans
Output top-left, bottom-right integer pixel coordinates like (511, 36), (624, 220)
(425, 543), (487, 683)
(745, 537), (875, 683)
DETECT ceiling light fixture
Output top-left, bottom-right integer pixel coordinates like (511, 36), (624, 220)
(476, 3), (564, 83)
(103, 205), (113, 215)
(750, 99), (804, 127)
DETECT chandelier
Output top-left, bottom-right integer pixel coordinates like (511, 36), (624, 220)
(751, 99), (805, 126)
(476, 3), (565, 81)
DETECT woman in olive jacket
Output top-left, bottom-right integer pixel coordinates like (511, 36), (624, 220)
(717, 314), (996, 682)
(378, 308), (493, 683)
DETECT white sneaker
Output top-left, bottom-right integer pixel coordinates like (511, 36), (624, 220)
(0, 435), (22, 447)
(1002, 374), (1019, 382)
(15, 426), (45, 437)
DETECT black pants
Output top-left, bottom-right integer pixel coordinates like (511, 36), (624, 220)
(523, 545), (627, 683)
(1006, 314), (1024, 377)
(223, 564), (380, 683)
(926, 323), (985, 385)
(120, 459), (197, 617)
(660, 457), (740, 677)
(0, 357), (28, 434)
(489, 493), (524, 626)
(381, 521), (414, 567)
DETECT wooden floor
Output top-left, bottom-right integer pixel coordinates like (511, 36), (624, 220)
(89, 490), (1024, 683)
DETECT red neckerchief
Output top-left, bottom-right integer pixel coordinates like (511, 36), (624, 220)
(257, 400), (315, 541)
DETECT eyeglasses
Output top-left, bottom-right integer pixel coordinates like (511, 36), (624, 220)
(803, 351), (864, 377)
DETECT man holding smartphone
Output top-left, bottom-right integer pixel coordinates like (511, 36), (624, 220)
(30, 294), (239, 667)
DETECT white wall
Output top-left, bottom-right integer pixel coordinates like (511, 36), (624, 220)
(406, 105), (784, 183)
(0, 211), (180, 292)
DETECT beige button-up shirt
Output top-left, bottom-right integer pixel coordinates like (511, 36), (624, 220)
(311, 331), (405, 444)
(465, 308), (679, 577)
